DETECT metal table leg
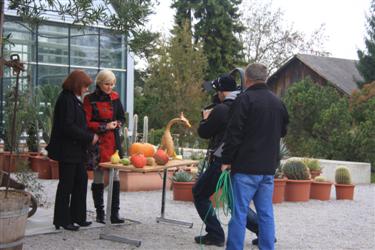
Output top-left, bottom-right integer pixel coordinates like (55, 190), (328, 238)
(156, 169), (193, 228)
(100, 168), (142, 247)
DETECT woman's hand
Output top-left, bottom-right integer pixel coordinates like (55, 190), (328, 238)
(106, 121), (118, 130)
(92, 134), (99, 145)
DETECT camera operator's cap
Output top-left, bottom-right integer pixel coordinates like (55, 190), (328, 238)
(213, 73), (236, 91)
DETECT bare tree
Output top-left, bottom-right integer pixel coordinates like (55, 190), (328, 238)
(240, 0), (330, 73)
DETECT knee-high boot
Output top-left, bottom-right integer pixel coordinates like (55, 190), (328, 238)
(91, 183), (105, 224)
(111, 181), (125, 224)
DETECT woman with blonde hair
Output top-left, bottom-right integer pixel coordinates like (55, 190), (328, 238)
(83, 69), (126, 224)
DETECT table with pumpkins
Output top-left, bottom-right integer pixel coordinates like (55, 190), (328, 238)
(99, 143), (199, 247)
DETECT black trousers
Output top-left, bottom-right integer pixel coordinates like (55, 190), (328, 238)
(53, 162), (88, 226)
(192, 158), (259, 242)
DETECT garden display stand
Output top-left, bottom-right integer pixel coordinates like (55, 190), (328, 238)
(100, 159), (198, 246)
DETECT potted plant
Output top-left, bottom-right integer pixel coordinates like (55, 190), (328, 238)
(272, 140), (289, 204)
(283, 160), (312, 202)
(310, 176), (332, 200)
(303, 158), (322, 179)
(172, 171), (194, 201)
(0, 57), (31, 250)
(335, 166), (355, 200)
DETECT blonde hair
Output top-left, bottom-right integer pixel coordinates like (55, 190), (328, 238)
(95, 69), (116, 86)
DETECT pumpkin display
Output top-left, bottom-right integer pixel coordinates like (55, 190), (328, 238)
(146, 157), (156, 166)
(110, 150), (120, 164)
(131, 154), (147, 168)
(129, 143), (156, 157)
(154, 149), (169, 165)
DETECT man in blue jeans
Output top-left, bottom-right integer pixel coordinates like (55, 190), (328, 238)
(193, 74), (259, 247)
(221, 63), (289, 250)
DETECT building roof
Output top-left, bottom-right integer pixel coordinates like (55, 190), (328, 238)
(268, 54), (363, 95)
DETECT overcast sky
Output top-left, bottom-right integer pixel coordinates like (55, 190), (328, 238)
(147, 0), (371, 60)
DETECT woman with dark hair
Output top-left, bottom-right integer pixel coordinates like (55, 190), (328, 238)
(47, 70), (99, 231)
(83, 69), (125, 224)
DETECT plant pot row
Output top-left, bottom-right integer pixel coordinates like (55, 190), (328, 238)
(272, 178), (355, 203)
(29, 155), (59, 179)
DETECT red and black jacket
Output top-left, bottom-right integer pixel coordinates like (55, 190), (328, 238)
(83, 87), (125, 163)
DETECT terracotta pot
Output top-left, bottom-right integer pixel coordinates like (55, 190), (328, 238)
(1, 152), (29, 172)
(310, 181), (332, 200)
(210, 189), (223, 207)
(0, 152), (4, 170)
(35, 156), (52, 179)
(310, 170), (321, 180)
(29, 156), (40, 172)
(50, 160), (59, 179)
(335, 184), (355, 200)
(118, 170), (173, 192)
(273, 178), (287, 203)
(285, 179), (312, 202)
(173, 181), (195, 201)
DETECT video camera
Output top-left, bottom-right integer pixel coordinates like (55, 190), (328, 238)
(201, 67), (245, 93)
(201, 68), (245, 110)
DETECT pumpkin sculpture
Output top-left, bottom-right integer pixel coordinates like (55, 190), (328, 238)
(129, 142), (155, 157)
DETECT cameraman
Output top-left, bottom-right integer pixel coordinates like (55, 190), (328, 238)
(193, 74), (259, 246)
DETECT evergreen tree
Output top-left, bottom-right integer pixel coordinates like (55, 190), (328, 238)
(357, 0), (375, 86)
(143, 21), (207, 133)
(172, 0), (244, 80)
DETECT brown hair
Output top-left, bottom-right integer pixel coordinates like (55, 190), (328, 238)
(62, 70), (93, 95)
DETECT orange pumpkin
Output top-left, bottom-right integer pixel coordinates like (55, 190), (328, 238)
(131, 154), (147, 168)
(129, 143), (156, 157)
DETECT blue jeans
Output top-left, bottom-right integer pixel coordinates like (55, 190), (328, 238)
(193, 159), (259, 242)
(227, 173), (275, 250)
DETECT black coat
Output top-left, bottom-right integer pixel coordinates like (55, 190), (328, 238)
(197, 99), (235, 152)
(46, 90), (94, 163)
(221, 83), (289, 175)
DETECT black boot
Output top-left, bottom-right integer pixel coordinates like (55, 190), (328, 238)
(111, 181), (125, 224)
(91, 183), (105, 224)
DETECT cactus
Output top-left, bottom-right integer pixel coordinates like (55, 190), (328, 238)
(282, 160), (310, 180)
(143, 116), (149, 143)
(172, 171), (193, 182)
(132, 114), (138, 144)
(314, 176), (327, 182)
(123, 127), (129, 156)
(335, 166), (352, 184)
(302, 158), (321, 171)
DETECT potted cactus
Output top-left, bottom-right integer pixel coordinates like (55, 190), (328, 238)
(310, 176), (332, 200)
(272, 140), (289, 203)
(335, 166), (355, 200)
(172, 171), (194, 202)
(283, 160), (312, 202)
(303, 158), (322, 179)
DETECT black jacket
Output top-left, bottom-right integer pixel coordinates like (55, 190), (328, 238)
(46, 90), (94, 163)
(198, 98), (235, 152)
(221, 83), (289, 175)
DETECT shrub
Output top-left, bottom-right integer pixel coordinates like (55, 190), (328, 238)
(282, 160), (310, 180)
(335, 166), (352, 184)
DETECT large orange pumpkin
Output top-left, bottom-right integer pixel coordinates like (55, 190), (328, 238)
(129, 143), (156, 157)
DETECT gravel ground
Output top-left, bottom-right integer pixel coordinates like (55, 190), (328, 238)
(23, 180), (375, 250)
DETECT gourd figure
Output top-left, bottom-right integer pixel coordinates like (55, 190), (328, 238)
(160, 112), (191, 158)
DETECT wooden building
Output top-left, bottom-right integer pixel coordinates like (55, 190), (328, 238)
(267, 54), (363, 96)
